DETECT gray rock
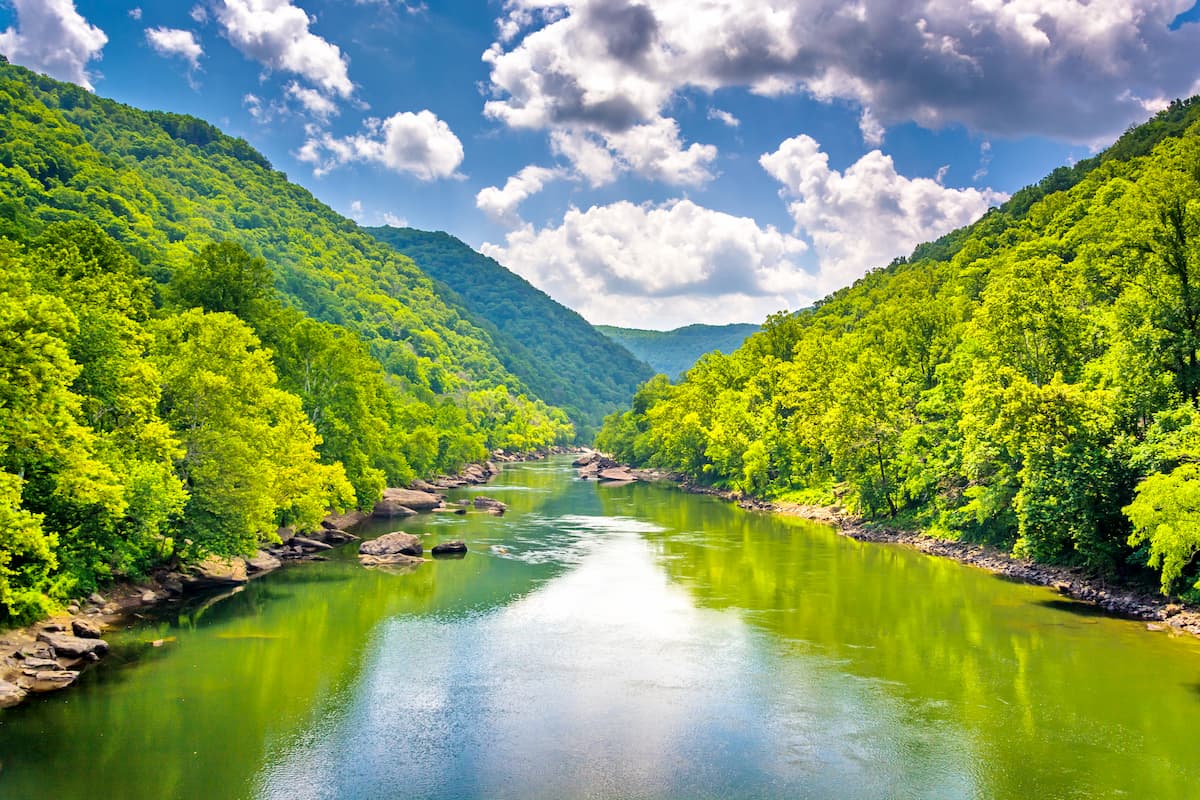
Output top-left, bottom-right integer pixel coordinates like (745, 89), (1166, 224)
(0, 679), (26, 708)
(431, 541), (468, 556)
(20, 656), (61, 670)
(247, 551), (283, 573)
(359, 532), (423, 558)
(321, 510), (368, 531)
(473, 496), (507, 514)
(599, 467), (637, 482)
(88, 592), (105, 605)
(140, 590), (158, 605)
(38, 632), (109, 658)
(187, 555), (249, 587)
(71, 618), (103, 639)
(25, 670), (78, 693)
(292, 536), (334, 551)
(379, 488), (443, 511)
(371, 497), (418, 517)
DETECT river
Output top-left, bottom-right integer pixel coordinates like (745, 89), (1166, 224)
(1, 458), (1198, 799)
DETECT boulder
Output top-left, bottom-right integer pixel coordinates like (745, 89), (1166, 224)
(188, 555), (249, 587)
(0, 679), (26, 709)
(359, 532), (423, 558)
(431, 541), (468, 556)
(409, 479), (438, 492)
(433, 506), (468, 515)
(599, 467), (637, 482)
(473, 496), (507, 514)
(247, 551), (283, 573)
(25, 670), (78, 693)
(71, 618), (103, 639)
(277, 525), (297, 543)
(322, 529), (359, 544)
(572, 452), (598, 467)
(371, 497), (418, 518)
(380, 488), (443, 511)
(20, 656), (61, 670)
(321, 510), (368, 531)
(88, 592), (106, 605)
(292, 536), (334, 552)
(37, 632), (109, 658)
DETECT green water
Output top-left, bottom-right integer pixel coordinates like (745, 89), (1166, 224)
(2, 458), (1198, 799)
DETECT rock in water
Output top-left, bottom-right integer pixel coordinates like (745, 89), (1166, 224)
(37, 632), (109, 658)
(599, 467), (637, 482)
(473, 496), (507, 514)
(378, 488), (443, 511)
(247, 551), (283, 573)
(358, 532), (424, 565)
(71, 618), (103, 639)
(0, 679), (27, 708)
(371, 497), (417, 517)
(431, 541), (468, 556)
(25, 670), (78, 693)
(188, 555), (249, 587)
(358, 553), (425, 569)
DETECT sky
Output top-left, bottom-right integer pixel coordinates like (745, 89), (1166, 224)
(2, 1), (1200, 329)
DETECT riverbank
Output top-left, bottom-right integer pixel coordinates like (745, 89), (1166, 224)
(584, 454), (1200, 638)
(0, 451), (578, 710)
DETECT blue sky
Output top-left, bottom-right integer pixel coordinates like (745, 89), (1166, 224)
(2, 1), (1199, 328)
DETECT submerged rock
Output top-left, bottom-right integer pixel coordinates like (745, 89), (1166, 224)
(473, 496), (507, 514)
(431, 541), (468, 556)
(358, 553), (425, 569)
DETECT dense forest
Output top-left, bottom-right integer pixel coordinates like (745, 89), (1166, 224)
(0, 62), (573, 625)
(598, 97), (1200, 599)
(596, 323), (760, 379)
(368, 227), (653, 438)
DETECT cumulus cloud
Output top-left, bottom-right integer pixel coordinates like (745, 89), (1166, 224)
(285, 80), (338, 118)
(129, 8), (143, 20)
(485, 0), (1200, 146)
(0, 0), (107, 90)
(215, 0), (353, 98)
(146, 27), (204, 70)
(476, 165), (565, 226)
(480, 199), (812, 328)
(297, 110), (465, 180)
(707, 107), (740, 127)
(760, 134), (1007, 288)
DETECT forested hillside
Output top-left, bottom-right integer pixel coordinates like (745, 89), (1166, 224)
(595, 323), (760, 379)
(0, 62), (571, 625)
(598, 97), (1200, 598)
(367, 227), (654, 438)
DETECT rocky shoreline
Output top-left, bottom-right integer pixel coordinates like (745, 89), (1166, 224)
(581, 452), (1200, 639)
(0, 451), (553, 710)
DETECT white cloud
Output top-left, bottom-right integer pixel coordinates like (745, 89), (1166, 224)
(858, 106), (884, 147)
(215, 0), (353, 98)
(129, 8), (143, 21)
(485, 0), (1200, 147)
(297, 110), (465, 180)
(382, 211), (407, 227)
(285, 80), (337, 118)
(760, 134), (1007, 290)
(145, 27), (204, 71)
(476, 165), (565, 226)
(0, 0), (108, 90)
(550, 130), (618, 187)
(480, 199), (812, 328)
(349, 200), (363, 220)
(707, 107), (740, 127)
(191, 5), (209, 24)
(545, 118), (716, 187)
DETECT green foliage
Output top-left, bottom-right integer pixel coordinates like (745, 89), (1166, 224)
(0, 64), (579, 624)
(595, 323), (760, 380)
(367, 227), (652, 439)
(598, 97), (1200, 593)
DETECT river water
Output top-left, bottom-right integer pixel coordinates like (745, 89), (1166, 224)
(1, 458), (1198, 799)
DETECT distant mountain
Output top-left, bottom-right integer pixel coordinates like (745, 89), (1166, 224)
(367, 227), (654, 439)
(596, 324), (760, 379)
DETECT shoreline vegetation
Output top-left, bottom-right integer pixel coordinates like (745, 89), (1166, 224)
(0, 449), (569, 710)
(574, 451), (1200, 638)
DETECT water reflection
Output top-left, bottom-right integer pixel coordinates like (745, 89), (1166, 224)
(1, 460), (1199, 800)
